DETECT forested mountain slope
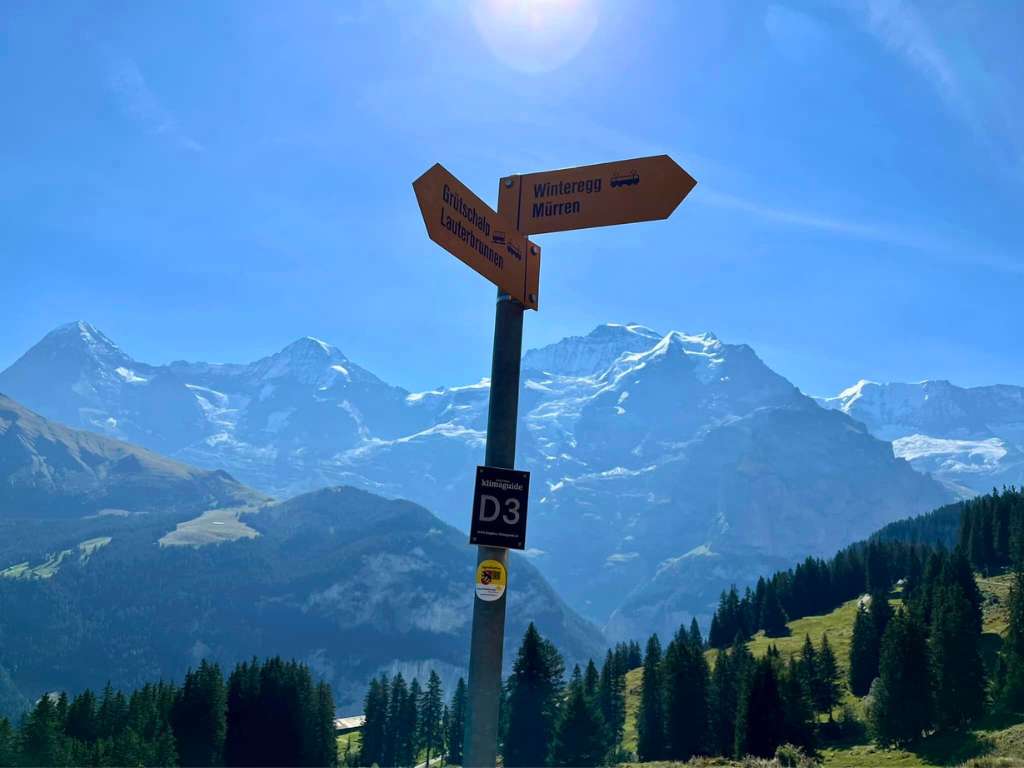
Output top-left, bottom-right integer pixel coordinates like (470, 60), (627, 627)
(0, 396), (603, 719)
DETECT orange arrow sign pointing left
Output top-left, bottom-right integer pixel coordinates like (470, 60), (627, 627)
(414, 163), (540, 311)
(498, 154), (696, 235)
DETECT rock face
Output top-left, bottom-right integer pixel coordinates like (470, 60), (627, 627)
(819, 379), (1024, 496)
(0, 399), (604, 716)
(0, 322), (954, 640)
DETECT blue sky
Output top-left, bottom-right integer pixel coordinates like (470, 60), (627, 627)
(2, 0), (1022, 396)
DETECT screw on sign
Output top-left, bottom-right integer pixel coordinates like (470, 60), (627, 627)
(412, 155), (695, 768)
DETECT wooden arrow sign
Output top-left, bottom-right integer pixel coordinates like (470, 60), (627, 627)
(414, 163), (541, 311)
(497, 154), (696, 235)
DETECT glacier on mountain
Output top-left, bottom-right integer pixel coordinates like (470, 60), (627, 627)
(820, 378), (1024, 494)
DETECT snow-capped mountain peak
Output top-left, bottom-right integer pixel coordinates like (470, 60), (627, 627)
(35, 320), (129, 365)
(599, 330), (725, 387)
(289, 336), (338, 356)
(522, 322), (663, 377)
(832, 378), (878, 409)
(595, 322), (661, 339)
(245, 336), (354, 385)
(653, 330), (722, 356)
(277, 336), (346, 364)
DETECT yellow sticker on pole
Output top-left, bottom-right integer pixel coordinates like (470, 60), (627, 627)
(475, 559), (507, 602)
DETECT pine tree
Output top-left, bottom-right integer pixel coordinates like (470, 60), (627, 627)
(628, 641), (643, 669)
(438, 707), (449, 768)
(224, 659), (260, 767)
(384, 674), (407, 768)
(636, 634), (665, 762)
(447, 678), (466, 766)
(19, 694), (65, 767)
(868, 591), (892, 645)
(315, 681), (338, 768)
(97, 682), (127, 741)
(710, 637), (752, 758)
(761, 581), (789, 637)
(54, 692), (68, 731)
(111, 726), (142, 766)
(597, 650), (625, 752)
(420, 671), (444, 768)
(918, 552), (944, 625)
(951, 550), (984, 634)
(780, 657), (816, 752)
(711, 587), (751, 648)
(361, 675), (389, 767)
(798, 634), (817, 703)
(709, 614), (723, 648)
(503, 623), (564, 768)
(930, 582), (986, 730)
(815, 635), (842, 721)
(754, 578), (768, 629)
(401, 678), (421, 766)
(153, 726), (179, 768)
(997, 567), (1024, 710)
(549, 673), (606, 767)
(126, 684), (157, 747)
(172, 660), (226, 767)
(65, 689), (99, 743)
(848, 605), (877, 696)
(869, 610), (932, 746)
(735, 656), (785, 758)
(583, 660), (600, 702)
(867, 590), (893, 700)
(663, 626), (709, 760)
(866, 541), (891, 595)
(0, 718), (15, 768)
(689, 618), (703, 649)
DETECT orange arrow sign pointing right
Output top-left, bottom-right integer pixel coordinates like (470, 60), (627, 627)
(498, 154), (696, 235)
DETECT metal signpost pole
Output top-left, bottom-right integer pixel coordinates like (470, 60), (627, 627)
(463, 287), (524, 768)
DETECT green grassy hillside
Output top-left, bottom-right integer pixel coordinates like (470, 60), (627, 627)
(731, 595), (897, 675)
(619, 573), (1024, 767)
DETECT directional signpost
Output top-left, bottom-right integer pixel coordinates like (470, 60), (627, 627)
(413, 154), (695, 767)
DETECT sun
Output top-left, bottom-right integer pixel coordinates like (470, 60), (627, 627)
(471, 0), (599, 74)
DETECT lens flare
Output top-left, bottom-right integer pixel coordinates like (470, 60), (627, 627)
(471, 0), (599, 74)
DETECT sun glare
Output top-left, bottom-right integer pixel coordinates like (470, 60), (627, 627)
(471, 0), (599, 74)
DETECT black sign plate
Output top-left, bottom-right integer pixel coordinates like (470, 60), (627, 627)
(469, 465), (530, 550)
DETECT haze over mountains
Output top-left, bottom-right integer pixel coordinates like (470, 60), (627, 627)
(0, 393), (262, 521)
(819, 379), (1024, 497)
(0, 321), (968, 640)
(0, 396), (602, 717)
